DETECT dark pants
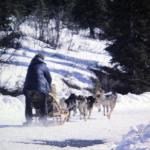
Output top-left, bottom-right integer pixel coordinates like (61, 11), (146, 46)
(25, 90), (48, 122)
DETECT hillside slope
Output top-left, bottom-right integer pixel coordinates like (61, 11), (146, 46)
(0, 25), (111, 98)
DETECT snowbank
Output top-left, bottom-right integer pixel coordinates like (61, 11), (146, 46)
(116, 123), (150, 150)
(116, 92), (150, 111)
(0, 94), (25, 124)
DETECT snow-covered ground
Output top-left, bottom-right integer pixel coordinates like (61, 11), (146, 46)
(0, 24), (150, 149)
(0, 92), (150, 150)
(0, 34), (111, 98)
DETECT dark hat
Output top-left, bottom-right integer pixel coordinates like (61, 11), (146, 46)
(35, 53), (44, 60)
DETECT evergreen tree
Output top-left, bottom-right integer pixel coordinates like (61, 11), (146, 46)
(0, 0), (10, 31)
(103, 0), (150, 93)
(0, 0), (21, 63)
(72, 0), (106, 38)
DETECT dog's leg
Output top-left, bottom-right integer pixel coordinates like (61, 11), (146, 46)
(84, 106), (87, 121)
(79, 109), (83, 120)
(106, 105), (109, 117)
(88, 108), (92, 119)
(107, 108), (111, 119)
(108, 105), (114, 119)
(83, 111), (86, 121)
(73, 106), (77, 116)
(67, 110), (71, 121)
(98, 102), (101, 112)
(103, 105), (105, 116)
(78, 105), (82, 120)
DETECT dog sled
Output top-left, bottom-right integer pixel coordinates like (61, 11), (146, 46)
(31, 84), (69, 125)
(47, 93), (69, 124)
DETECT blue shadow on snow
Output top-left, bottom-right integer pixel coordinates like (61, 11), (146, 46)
(16, 139), (105, 148)
(22, 47), (98, 66)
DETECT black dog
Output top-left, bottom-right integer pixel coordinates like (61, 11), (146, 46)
(87, 96), (96, 109)
(64, 93), (77, 121)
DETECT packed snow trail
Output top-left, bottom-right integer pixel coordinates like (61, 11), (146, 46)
(0, 93), (150, 150)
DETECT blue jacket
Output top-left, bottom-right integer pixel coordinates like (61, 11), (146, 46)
(23, 56), (52, 94)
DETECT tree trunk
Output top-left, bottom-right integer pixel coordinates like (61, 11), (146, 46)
(90, 26), (95, 38)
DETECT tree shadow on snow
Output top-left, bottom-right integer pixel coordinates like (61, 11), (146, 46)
(16, 139), (105, 148)
(22, 47), (98, 66)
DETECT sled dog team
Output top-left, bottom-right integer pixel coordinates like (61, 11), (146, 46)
(23, 54), (117, 125)
(33, 88), (118, 123)
(63, 89), (117, 121)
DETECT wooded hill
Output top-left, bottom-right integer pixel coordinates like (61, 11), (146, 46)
(0, 0), (150, 94)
